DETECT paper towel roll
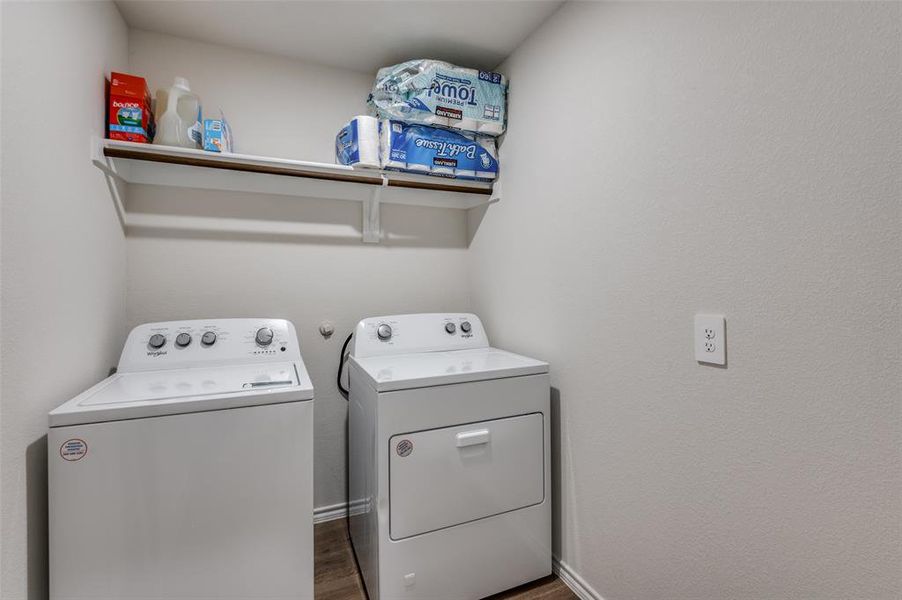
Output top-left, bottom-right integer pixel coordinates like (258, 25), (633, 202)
(457, 118), (479, 132)
(478, 121), (504, 136)
(425, 114), (450, 128)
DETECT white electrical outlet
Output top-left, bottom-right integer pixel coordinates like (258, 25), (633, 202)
(695, 314), (726, 365)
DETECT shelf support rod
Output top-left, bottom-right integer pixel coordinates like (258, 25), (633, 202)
(362, 176), (387, 243)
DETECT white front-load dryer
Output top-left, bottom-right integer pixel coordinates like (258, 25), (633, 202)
(347, 313), (551, 600)
(48, 318), (314, 600)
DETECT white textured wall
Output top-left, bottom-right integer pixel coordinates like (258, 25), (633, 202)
(0, 2), (129, 597)
(125, 31), (471, 510)
(468, 2), (901, 599)
(129, 28), (372, 162)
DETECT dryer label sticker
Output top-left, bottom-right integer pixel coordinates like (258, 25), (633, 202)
(60, 439), (87, 462)
(396, 439), (413, 457)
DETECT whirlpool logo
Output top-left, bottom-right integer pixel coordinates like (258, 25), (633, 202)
(396, 439), (413, 457)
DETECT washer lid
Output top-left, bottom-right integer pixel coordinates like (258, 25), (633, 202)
(49, 361), (313, 427)
(350, 347), (548, 392)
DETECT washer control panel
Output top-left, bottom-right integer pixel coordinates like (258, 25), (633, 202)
(118, 318), (301, 372)
(352, 313), (488, 359)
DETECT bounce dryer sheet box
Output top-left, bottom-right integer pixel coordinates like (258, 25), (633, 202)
(108, 72), (154, 143)
(368, 59), (507, 136)
(335, 115), (380, 168)
(380, 120), (499, 181)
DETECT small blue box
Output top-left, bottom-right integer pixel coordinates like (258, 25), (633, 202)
(203, 117), (232, 153)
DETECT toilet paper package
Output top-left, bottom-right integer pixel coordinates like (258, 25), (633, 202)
(368, 59), (507, 137)
(335, 116), (381, 168)
(380, 120), (498, 181)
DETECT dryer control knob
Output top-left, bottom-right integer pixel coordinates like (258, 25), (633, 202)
(445, 322), (457, 334)
(255, 327), (274, 346)
(175, 333), (192, 348)
(376, 323), (392, 341)
(148, 334), (166, 349)
(201, 331), (217, 346)
(460, 321), (472, 333)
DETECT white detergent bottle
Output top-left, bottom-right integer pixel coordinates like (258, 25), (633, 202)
(153, 77), (202, 148)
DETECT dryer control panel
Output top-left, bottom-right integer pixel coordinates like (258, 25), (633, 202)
(351, 313), (489, 359)
(118, 318), (301, 372)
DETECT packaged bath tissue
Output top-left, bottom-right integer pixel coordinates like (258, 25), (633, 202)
(380, 120), (498, 181)
(368, 59), (507, 137)
(335, 116), (380, 168)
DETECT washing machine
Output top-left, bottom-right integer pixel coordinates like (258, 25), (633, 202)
(48, 318), (314, 600)
(347, 313), (551, 600)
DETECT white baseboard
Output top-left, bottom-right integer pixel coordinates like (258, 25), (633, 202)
(553, 557), (604, 600)
(313, 501), (347, 524)
(313, 499), (369, 524)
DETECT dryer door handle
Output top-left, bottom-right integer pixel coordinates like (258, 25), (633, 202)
(456, 429), (490, 447)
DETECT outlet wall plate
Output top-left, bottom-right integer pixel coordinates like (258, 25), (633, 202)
(695, 314), (726, 365)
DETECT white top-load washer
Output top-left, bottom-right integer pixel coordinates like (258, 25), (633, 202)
(48, 318), (314, 600)
(347, 313), (551, 600)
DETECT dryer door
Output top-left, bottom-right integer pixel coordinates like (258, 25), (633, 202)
(389, 413), (544, 540)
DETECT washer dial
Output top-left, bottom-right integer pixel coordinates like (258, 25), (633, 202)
(255, 327), (274, 346)
(377, 323), (392, 341)
(175, 333), (192, 348)
(148, 334), (166, 349)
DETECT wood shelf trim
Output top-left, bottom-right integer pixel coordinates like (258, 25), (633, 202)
(103, 145), (384, 185)
(102, 143), (494, 196)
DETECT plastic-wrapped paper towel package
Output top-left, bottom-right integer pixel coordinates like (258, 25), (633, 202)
(368, 59), (507, 136)
(335, 116), (498, 181)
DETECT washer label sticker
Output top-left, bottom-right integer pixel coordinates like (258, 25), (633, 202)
(396, 439), (413, 457)
(60, 439), (88, 462)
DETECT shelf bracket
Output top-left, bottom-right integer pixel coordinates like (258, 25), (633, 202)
(91, 136), (124, 179)
(362, 176), (387, 243)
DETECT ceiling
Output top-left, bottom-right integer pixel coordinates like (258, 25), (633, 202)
(115, 0), (564, 74)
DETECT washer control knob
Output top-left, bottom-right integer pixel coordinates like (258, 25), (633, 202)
(377, 323), (392, 341)
(255, 327), (274, 346)
(460, 321), (472, 334)
(201, 331), (217, 346)
(148, 333), (166, 349)
(445, 322), (457, 334)
(175, 333), (192, 348)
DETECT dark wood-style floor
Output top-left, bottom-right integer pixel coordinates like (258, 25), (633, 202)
(315, 519), (577, 600)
